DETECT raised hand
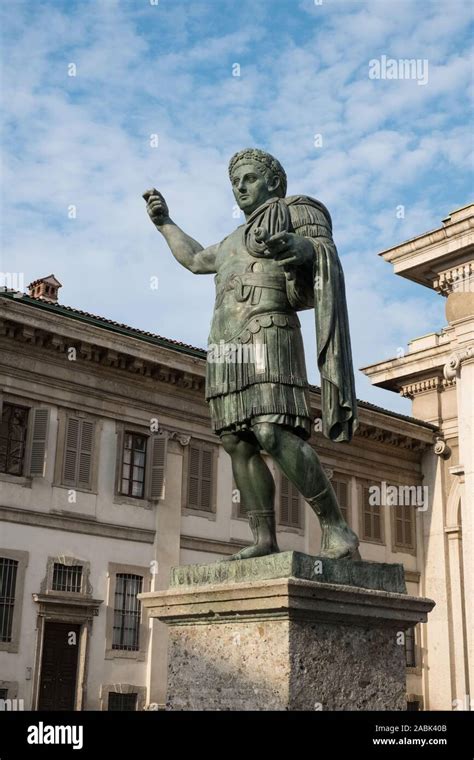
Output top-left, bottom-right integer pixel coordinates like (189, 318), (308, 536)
(142, 188), (170, 227)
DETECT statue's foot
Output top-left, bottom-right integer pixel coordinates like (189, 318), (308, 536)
(222, 543), (280, 562)
(319, 524), (360, 560)
(221, 509), (280, 562)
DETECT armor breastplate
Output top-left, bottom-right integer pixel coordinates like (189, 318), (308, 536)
(210, 230), (294, 343)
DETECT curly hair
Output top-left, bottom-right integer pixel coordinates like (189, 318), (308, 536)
(228, 148), (287, 197)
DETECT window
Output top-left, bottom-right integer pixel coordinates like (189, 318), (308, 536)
(0, 688), (8, 701)
(407, 699), (421, 711)
(394, 504), (416, 550)
(187, 443), (214, 512)
(0, 558), (18, 643)
(279, 473), (301, 528)
(333, 477), (350, 524)
(62, 417), (95, 489)
(405, 626), (416, 668)
(112, 574), (143, 651)
(361, 483), (384, 542)
(120, 433), (147, 499)
(52, 563), (83, 593)
(0, 404), (29, 475)
(108, 692), (137, 711)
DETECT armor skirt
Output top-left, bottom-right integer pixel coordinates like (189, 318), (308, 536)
(205, 312), (312, 440)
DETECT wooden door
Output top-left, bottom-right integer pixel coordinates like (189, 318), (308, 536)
(38, 622), (80, 710)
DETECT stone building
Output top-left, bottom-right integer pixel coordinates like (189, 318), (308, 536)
(1, 200), (470, 713)
(362, 203), (473, 712)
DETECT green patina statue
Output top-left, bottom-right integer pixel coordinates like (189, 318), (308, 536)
(144, 148), (360, 561)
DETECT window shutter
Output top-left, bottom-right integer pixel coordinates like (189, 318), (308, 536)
(280, 475), (290, 524)
(405, 507), (413, 547)
(290, 487), (300, 527)
(63, 417), (80, 485)
(28, 408), (50, 476)
(363, 485), (372, 538)
(395, 505), (414, 548)
(334, 479), (349, 523)
(149, 434), (167, 500)
(187, 445), (213, 511)
(373, 509), (381, 539)
(200, 448), (213, 511)
(395, 507), (404, 544)
(78, 420), (94, 488)
(188, 446), (201, 508)
(338, 481), (348, 509)
(63, 417), (95, 488)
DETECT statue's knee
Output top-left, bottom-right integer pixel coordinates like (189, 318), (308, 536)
(220, 433), (240, 456)
(252, 422), (279, 455)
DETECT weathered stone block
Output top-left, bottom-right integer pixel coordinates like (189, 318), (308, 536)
(140, 552), (434, 711)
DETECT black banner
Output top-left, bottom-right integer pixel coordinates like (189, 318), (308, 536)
(0, 710), (472, 757)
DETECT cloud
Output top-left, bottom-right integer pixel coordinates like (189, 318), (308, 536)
(1, 0), (472, 416)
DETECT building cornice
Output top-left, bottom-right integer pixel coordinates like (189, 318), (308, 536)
(0, 302), (207, 393)
(377, 204), (474, 293)
(400, 376), (456, 398)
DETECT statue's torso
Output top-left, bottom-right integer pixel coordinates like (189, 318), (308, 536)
(209, 226), (294, 343)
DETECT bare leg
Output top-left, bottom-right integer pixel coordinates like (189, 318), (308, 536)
(220, 432), (279, 560)
(252, 422), (359, 559)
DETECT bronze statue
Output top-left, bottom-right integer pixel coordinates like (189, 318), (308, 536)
(144, 148), (359, 560)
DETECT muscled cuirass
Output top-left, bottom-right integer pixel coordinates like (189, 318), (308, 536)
(206, 225), (307, 401)
(209, 226), (297, 345)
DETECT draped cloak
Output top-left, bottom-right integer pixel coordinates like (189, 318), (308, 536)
(206, 195), (358, 444)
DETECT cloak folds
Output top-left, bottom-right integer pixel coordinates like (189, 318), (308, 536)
(244, 195), (358, 443)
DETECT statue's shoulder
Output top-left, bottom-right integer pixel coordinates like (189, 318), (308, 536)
(217, 225), (243, 250)
(285, 195), (332, 235)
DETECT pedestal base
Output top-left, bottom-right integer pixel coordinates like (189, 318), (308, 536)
(140, 552), (434, 711)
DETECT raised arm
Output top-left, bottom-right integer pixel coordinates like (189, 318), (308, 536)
(143, 189), (217, 274)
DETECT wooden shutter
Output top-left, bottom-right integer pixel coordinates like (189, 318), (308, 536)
(279, 474), (301, 527)
(395, 504), (414, 548)
(362, 484), (372, 539)
(63, 417), (94, 488)
(373, 503), (382, 540)
(63, 417), (80, 485)
(28, 408), (50, 476)
(280, 474), (289, 525)
(78, 420), (94, 488)
(149, 434), (167, 500)
(334, 479), (349, 523)
(404, 506), (413, 547)
(200, 448), (213, 511)
(187, 444), (213, 511)
(290, 485), (300, 527)
(362, 483), (382, 541)
(188, 445), (201, 508)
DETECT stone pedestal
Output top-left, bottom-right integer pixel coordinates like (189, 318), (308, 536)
(140, 552), (434, 711)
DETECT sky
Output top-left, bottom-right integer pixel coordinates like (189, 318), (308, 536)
(1, 0), (473, 413)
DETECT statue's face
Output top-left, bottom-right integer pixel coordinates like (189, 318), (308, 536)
(230, 161), (278, 215)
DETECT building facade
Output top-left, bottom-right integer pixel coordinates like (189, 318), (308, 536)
(362, 203), (473, 712)
(0, 239), (461, 709)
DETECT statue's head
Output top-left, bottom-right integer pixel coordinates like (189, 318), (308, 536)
(228, 148), (287, 215)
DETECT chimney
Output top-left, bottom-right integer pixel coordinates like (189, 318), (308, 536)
(27, 274), (62, 303)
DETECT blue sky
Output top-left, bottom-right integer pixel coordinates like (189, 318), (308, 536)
(1, 0), (473, 412)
